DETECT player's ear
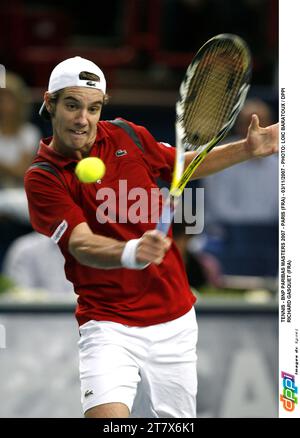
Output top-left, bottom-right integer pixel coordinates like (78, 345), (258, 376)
(44, 91), (54, 115)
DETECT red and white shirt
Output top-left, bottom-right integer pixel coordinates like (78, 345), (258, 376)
(24, 119), (196, 326)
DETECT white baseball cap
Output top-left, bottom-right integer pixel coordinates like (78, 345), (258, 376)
(39, 56), (106, 118)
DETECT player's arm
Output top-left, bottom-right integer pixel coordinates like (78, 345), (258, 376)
(185, 115), (279, 179)
(25, 170), (171, 270)
(68, 223), (171, 269)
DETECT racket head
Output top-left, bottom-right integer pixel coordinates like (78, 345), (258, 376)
(171, 33), (252, 195)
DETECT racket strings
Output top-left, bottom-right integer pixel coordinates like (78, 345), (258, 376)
(186, 53), (242, 143)
(183, 40), (249, 149)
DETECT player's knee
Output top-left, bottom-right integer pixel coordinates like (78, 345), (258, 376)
(84, 402), (130, 418)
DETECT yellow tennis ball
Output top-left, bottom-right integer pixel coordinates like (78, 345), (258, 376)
(75, 157), (106, 183)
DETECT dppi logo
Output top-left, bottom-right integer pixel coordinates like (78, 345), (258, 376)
(280, 371), (298, 412)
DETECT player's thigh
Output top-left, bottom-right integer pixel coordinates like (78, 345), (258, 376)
(78, 320), (141, 415)
(134, 309), (198, 418)
(132, 357), (197, 418)
(149, 347), (197, 417)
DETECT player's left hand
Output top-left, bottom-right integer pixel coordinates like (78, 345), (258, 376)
(245, 114), (279, 158)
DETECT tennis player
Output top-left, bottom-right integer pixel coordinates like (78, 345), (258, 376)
(24, 56), (278, 418)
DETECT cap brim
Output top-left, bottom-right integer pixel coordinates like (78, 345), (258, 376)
(39, 101), (50, 120)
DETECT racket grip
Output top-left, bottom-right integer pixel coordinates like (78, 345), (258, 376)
(156, 197), (176, 236)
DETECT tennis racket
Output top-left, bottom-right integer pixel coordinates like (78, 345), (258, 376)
(156, 33), (252, 235)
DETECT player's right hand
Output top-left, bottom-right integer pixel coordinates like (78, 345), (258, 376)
(136, 230), (171, 265)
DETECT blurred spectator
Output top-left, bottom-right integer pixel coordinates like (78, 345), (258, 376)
(0, 71), (40, 188)
(0, 71), (40, 271)
(201, 98), (278, 276)
(172, 221), (224, 289)
(2, 232), (74, 294)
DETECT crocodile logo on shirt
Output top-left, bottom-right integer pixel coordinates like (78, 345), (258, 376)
(115, 149), (128, 157)
(84, 389), (94, 398)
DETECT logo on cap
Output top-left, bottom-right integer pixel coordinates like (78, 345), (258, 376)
(86, 81), (96, 87)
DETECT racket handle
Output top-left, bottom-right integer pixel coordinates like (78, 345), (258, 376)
(156, 196), (176, 236)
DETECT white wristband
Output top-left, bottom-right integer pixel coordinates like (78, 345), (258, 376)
(121, 239), (150, 270)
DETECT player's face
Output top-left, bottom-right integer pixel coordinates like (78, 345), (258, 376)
(50, 87), (104, 157)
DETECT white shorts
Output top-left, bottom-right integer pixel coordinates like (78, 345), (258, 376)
(78, 307), (198, 418)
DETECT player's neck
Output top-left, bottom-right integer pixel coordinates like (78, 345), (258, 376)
(49, 138), (92, 160)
